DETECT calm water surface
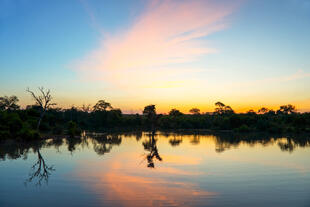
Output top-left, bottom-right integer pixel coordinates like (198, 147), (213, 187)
(1, 132), (310, 207)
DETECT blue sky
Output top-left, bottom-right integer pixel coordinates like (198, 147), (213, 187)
(1, 0), (310, 113)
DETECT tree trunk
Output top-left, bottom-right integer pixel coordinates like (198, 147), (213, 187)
(36, 110), (45, 130)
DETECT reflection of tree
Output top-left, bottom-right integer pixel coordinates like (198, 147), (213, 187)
(277, 137), (310, 153)
(66, 136), (83, 153)
(164, 131), (309, 153)
(91, 134), (122, 155)
(169, 135), (182, 147)
(213, 133), (310, 153)
(143, 132), (162, 168)
(214, 133), (273, 153)
(0, 134), (124, 186)
(25, 150), (55, 186)
(215, 142), (233, 153)
(190, 135), (200, 145)
(134, 131), (142, 141)
(46, 138), (64, 153)
(0, 139), (45, 161)
(278, 141), (294, 152)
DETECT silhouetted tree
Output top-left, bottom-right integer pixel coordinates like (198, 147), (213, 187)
(278, 104), (296, 114)
(224, 105), (234, 114)
(258, 107), (269, 114)
(189, 108), (200, 115)
(247, 109), (256, 115)
(27, 87), (56, 130)
(214, 102), (234, 115)
(169, 108), (183, 116)
(143, 105), (157, 132)
(0, 95), (20, 111)
(81, 104), (91, 113)
(93, 100), (112, 111)
(214, 102), (225, 114)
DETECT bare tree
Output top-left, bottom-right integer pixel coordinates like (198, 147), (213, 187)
(27, 87), (56, 130)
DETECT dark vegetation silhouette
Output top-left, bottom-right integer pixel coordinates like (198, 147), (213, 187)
(1, 89), (310, 141)
(27, 87), (56, 130)
(142, 132), (162, 168)
(189, 108), (200, 115)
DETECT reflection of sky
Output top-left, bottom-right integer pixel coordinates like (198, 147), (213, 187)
(0, 134), (310, 206)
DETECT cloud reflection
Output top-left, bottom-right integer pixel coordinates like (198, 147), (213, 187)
(75, 152), (217, 207)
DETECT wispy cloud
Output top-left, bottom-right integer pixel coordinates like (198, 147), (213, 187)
(79, 0), (105, 35)
(74, 0), (240, 88)
(226, 69), (310, 88)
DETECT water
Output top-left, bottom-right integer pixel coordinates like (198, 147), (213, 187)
(1, 132), (310, 207)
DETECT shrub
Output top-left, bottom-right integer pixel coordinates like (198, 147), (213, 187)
(235, 124), (251, 132)
(67, 121), (81, 137)
(53, 125), (64, 135)
(0, 130), (10, 139)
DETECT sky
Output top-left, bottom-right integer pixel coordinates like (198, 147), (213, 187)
(1, 0), (310, 113)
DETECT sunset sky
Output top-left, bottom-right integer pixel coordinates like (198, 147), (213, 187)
(1, 0), (310, 113)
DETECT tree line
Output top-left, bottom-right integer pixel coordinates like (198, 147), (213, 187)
(1, 87), (310, 140)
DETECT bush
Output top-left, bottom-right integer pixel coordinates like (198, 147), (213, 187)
(234, 124), (251, 132)
(67, 121), (81, 137)
(53, 125), (64, 135)
(18, 128), (40, 140)
(7, 114), (23, 135)
(0, 130), (10, 139)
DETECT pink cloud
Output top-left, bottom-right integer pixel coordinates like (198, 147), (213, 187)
(75, 0), (240, 88)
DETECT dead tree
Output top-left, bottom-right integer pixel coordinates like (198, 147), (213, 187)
(27, 87), (56, 130)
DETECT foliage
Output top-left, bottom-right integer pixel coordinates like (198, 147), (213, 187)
(93, 100), (112, 111)
(189, 108), (200, 115)
(67, 121), (81, 137)
(214, 102), (234, 115)
(169, 109), (183, 116)
(0, 96), (20, 111)
(1, 94), (310, 141)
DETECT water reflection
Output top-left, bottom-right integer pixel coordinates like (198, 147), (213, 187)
(94, 155), (217, 207)
(0, 133), (310, 181)
(169, 135), (183, 147)
(1, 132), (310, 161)
(91, 133), (122, 155)
(142, 132), (162, 168)
(0, 132), (310, 206)
(25, 150), (55, 186)
(1, 133), (308, 165)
